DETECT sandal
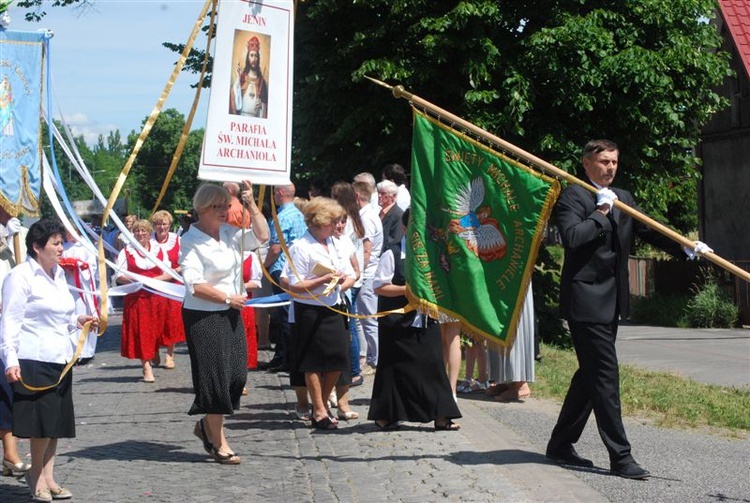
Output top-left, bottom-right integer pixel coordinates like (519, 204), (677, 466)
(311, 416), (338, 430)
(48, 486), (73, 500)
(434, 419), (461, 431)
(494, 383), (531, 402)
(456, 379), (474, 393)
(350, 375), (364, 387)
(374, 420), (401, 431)
(210, 447), (241, 465)
(337, 410), (359, 421)
(193, 419), (214, 455)
(469, 380), (489, 392)
(295, 405), (311, 421)
(164, 355), (175, 369)
(485, 383), (510, 396)
(328, 390), (338, 409)
(327, 409), (339, 424)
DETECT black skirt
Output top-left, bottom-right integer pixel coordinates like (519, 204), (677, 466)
(367, 320), (461, 424)
(12, 360), (75, 439)
(293, 303), (349, 375)
(183, 307), (247, 415)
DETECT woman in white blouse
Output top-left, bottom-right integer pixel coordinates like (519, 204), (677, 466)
(180, 182), (268, 465)
(281, 197), (356, 430)
(0, 219), (98, 502)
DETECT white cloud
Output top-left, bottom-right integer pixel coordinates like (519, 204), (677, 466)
(53, 111), (120, 147)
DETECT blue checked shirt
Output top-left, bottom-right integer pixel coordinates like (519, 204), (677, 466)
(268, 202), (307, 274)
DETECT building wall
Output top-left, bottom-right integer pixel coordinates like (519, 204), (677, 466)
(699, 19), (750, 262)
(699, 134), (750, 261)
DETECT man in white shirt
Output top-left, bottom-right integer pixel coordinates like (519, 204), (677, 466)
(353, 172), (379, 210)
(353, 181), (383, 372)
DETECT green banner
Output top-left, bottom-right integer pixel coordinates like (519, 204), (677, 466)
(406, 111), (560, 345)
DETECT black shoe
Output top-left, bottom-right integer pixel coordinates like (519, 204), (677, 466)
(611, 462), (651, 480)
(545, 446), (594, 468)
(258, 359), (282, 371)
(267, 364), (290, 373)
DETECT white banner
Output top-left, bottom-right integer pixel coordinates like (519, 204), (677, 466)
(199, 0), (294, 185)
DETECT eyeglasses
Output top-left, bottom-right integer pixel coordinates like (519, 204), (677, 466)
(211, 204), (231, 211)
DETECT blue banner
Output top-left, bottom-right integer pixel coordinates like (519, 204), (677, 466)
(0, 30), (46, 217)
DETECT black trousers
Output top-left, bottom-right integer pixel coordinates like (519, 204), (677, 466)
(548, 320), (634, 468)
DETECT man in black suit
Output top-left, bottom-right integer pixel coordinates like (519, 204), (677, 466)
(377, 179), (404, 257)
(545, 139), (708, 480)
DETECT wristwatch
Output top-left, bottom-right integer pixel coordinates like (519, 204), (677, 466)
(224, 294), (231, 305)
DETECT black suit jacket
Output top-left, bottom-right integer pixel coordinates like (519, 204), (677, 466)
(556, 184), (683, 323)
(380, 204), (404, 257)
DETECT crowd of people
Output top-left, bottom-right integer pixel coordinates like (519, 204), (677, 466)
(0, 141), (716, 500)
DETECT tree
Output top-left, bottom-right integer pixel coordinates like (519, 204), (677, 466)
(14, 0), (93, 22)
(17, 1), (732, 226)
(124, 108), (204, 218)
(291, 0), (730, 231)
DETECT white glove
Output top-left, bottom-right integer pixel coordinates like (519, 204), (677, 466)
(596, 188), (618, 210)
(683, 240), (713, 260)
(5, 218), (23, 236)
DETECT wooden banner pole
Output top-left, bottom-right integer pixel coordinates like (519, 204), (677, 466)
(366, 77), (750, 284)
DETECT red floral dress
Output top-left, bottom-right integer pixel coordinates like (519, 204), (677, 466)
(118, 244), (164, 360)
(154, 232), (186, 347)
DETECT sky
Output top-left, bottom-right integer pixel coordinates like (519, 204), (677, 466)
(7, 0), (211, 145)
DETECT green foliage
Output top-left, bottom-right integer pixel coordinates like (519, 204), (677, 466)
(160, 1), (731, 225)
(536, 343), (750, 431)
(630, 292), (691, 327)
(125, 108), (204, 219)
(15, 0), (90, 21)
(24, 1), (732, 236)
(38, 120), (125, 221)
(533, 244), (570, 348)
(685, 271), (739, 328)
(285, 0), (733, 231)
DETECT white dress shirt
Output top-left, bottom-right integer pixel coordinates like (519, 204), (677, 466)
(281, 232), (356, 307)
(359, 204), (383, 279)
(180, 224), (261, 311)
(0, 258), (79, 369)
(396, 185), (411, 211)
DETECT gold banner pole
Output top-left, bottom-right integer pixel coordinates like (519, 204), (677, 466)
(366, 77), (750, 285)
(96, 0), (215, 333)
(12, 234), (21, 265)
(151, 0), (218, 214)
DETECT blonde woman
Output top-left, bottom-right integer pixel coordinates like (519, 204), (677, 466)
(180, 181), (268, 464)
(116, 219), (173, 383)
(281, 197), (356, 430)
(150, 210), (185, 369)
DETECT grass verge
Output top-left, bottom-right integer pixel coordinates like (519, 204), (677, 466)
(533, 343), (750, 434)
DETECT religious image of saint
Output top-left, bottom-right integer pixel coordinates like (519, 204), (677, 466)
(229, 34), (269, 118)
(0, 76), (15, 136)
